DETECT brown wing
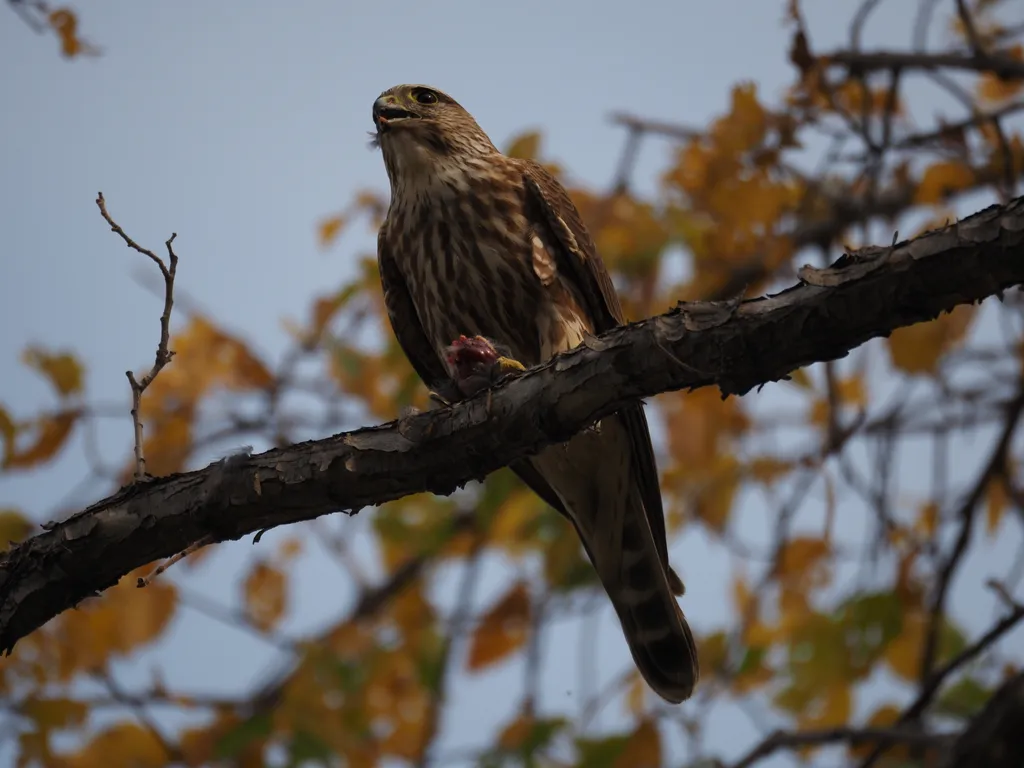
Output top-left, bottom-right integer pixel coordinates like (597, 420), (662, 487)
(515, 160), (679, 592)
(377, 226), (448, 390)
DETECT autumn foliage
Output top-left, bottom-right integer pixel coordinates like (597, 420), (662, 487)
(3, 1), (1024, 766)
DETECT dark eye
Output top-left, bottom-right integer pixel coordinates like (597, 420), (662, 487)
(412, 89), (438, 105)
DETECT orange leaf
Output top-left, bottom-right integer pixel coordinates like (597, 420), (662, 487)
(914, 161), (975, 204)
(733, 574), (756, 616)
(915, 501), (939, 538)
(748, 456), (793, 487)
(888, 305), (976, 374)
(986, 477), (1008, 536)
(277, 537), (303, 561)
(505, 131), (542, 160)
(59, 722), (166, 767)
(243, 561), (287, 631)
(885, 611), (924, 680)
(613, 719), (661, 768)
(318, 214), (346, 249)
(466, 581), (530, 671)
(54, 571), (177, 679)
(22, 347), (84, 397)
(48, 8), (100, 58)
(799, 683), (851, 729)
(978, 45), (1024, 103)
(498, 713), (534, 751)
(3, 410), (78, 470)
(21, 697), (88, 730)
(778, 537), (830, 585)
(624, 671), (647, 717)
(0, 508), (33, 550)
(699, 631), (728, 676)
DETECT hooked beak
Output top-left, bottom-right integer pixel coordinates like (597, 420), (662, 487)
(373, 96), (419, 134)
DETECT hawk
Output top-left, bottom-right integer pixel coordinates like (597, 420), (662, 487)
(372, 84), (698, 703)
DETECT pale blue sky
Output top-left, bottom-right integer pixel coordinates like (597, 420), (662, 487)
(2, 2), (1022, 766)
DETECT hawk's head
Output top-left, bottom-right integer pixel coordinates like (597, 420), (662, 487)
(372, 84), (498, 187)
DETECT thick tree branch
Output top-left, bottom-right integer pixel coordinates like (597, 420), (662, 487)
(1, 197), (1023, 653)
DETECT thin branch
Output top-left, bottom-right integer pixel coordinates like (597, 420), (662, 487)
(827, 50), (1024, 80)
(95, 192), (179, 481)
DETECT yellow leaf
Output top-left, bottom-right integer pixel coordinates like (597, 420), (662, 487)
(3, 410), (78, 470)
(743, 620), (777, 647)
(60, 722), (166, 767)
(986, 477), (1008, 536)
(54, 571), (177, 678)
(799, 683), (851, 729)
(778, 537), (830, 584)
(885, 610), (924, 680)
(390, 580), (435, 640)
(317, 214), (346, 249)
(699, 631), (728, 675)
(788, 367), (814, 390)
(364, 650), (431, 760)
(277, 537), (303, 561)
(887, 305), (976, 374)
(915, 501), (939, 538)
(694, 454), (740, 530)
(733, 574), (756, 616)
(613, 719), (661, 768)
(978, 45), (1024, 103)
(48, 8), (100, 59)
(466, 581), (530, 671)
(243, 561), (287, 631)
(491, 489), (545, 557)
(0, 509), (33, 550)
(625, 671), (647, 717)
(914, 161), (975, 204)
(748, 456), (793, 487)
(21, 698), (88, 730)
(22, 347), (84, 397)
(836, 375), (867, 407)
(505, 131), (542, 160)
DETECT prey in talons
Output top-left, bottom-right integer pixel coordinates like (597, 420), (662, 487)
(429, 335), (527, 412)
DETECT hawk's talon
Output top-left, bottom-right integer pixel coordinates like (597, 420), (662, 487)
(428, 390), (452, 408)
(494, 355), (526, 376)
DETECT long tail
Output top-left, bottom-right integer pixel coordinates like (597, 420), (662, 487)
(578, 485), (699, 704)
(528, 423), (699, 703)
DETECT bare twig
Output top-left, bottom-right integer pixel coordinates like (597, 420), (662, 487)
(136, 535), (212, 588)
(827, 50), (1024, 80)
(96, 192), (179, 481)
(955, 0), (985, 58)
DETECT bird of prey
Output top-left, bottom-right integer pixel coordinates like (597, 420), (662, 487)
(371, 84), (698, 703)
